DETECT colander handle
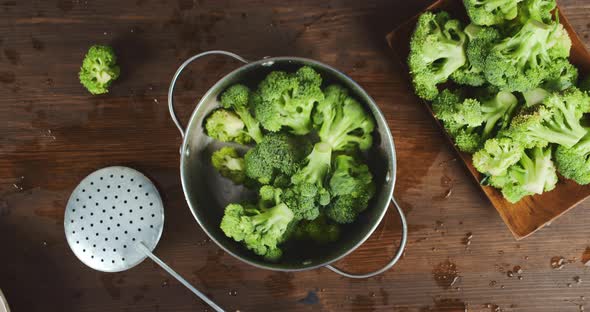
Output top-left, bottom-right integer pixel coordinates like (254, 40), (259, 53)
(325, 196), (408, 279)
(168, 50), (249, 138)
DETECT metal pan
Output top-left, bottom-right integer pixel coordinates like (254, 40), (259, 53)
(168, 50), (407, 278)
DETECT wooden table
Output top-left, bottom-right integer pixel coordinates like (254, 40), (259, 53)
(1, 0), (590, 311)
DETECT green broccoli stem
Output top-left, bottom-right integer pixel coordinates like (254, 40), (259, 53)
(481, 91), (518, 138)
(511, 147), (552, 194)
(495, 21), (551, 68)
(251, 203), (293, 232)
(292, 142), (332, 185)
(234, 106), (263, 143)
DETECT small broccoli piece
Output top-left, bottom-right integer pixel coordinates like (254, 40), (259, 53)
(555, 131), (590, 185)
(493, 146), (557, 203)
(408, 11), (467, 100)
(464, 0), (524, 26)
(211, 147), (246, 184)
(523, 88), (551, 106)
(433, 89), (519, 153)
(484, 20), (571, 92)
(220, 189), (294, 261)
(451, 24), (501, 86)
(325, 155), (375, 224)
(315, 85), (375, 151)
(473, 137), (524, 176)
(220, 84), (263, 143)
(292, 216), (341, 244)
(254, 66), (324, 135)
(518, 0), (556, 24)
(541, 59), (578, 92)
(204, 109), (252, 144)
(507, 89), (589, 148)
(79, 45), (120, 95)
(244, 133), (304, 184)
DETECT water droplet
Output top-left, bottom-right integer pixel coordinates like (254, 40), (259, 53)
(229, 290), (238, 296)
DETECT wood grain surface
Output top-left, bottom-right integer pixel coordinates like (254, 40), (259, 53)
(1, 0), (590, 311)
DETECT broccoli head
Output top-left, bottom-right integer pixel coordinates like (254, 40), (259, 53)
(315, 85), (375, 151)
(244, 133), (304, 184)
(220, 189), (294, 261)
(451, 24), (501, 86)
(254, 66), (324, 135)
(491, 146), (557, 203)
(464, 0), (524, 26)
(408, 11), (467, 100)
(473, 137), (524, 176)
(292, 215), (341, 244)
(325, 155), (375, 224)
(484, 20), (571, 92)
(220, 84), (263, 143)
(204, 109), (252, 144)
(433, 88), (519, 153)
(518, 0), (557, 24)
(79, 45), (120, 95)
(211, 147), (246, 184)
(555, 131), (590, 185)
(542, 59), (578, 92)
(507, 89), (588, 148)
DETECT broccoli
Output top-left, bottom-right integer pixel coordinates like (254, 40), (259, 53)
(211, 147), (246, 184)
(220, 188), (294, 261)
(464, 0), (524, 26)
(204, 109), (252, 144)
(555, 131), (590, 185)
(315, 85), (375, 151)
(244, 133), (304, 184)
(484, 19), (571, 92)
(254, 66), (324, 135)
(283, 142), (333, 220)
(541, 59), (578, 92)
(79, 45), (120, 95)
(473, 137), (524, 176)
(507, 89), (588, 148)
(433, 89), (519, 153)
(490, 146), (557, 203)
(408, 11), (467, 100)
(523, 88), (550, 106)
(325, 155), (375, 224)
(518, 0), (557, 24)
(451, 24), (501, 86)
(220, 84), (263, 143)
(292, 216), (341, 244)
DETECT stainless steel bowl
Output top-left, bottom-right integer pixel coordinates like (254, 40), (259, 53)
(168, 50), (407, 278)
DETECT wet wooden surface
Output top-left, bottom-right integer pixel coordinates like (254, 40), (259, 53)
(1, 0), (590, 311)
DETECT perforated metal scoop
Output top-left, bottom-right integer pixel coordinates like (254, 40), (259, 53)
(64, 166), (223, 312)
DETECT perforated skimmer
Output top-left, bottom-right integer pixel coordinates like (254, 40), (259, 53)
(64, 166), (223, 312)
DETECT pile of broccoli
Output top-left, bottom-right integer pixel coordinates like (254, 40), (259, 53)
(408, 0), (590, 203)
(205, 66), (376, 261)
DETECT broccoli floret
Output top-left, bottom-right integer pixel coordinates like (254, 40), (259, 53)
(408, 11), (467, 100)
(315, 85), (375, 151)
(493, 146), (557, 203)
(211, 147), (246, 184)
(464, 0), (524, 26)
(433, 89), (519, 153)
(518, 0), (556, 24)
(244, 133), (304, 184)
(542, 59), (578, 92)
(220, 189), (294, 261)
(254, 66), (324, 135)
(204, 109), (252, 144)
(220, 84), (263, 143)
(507, 89), (588, 148)
(473, 137), (524, 176)
(79, 45), (120, 95)
(325, 155), (375, 224)
(484, 20), (571, 92)
(555, 131), (590, 185)
(451, 24), (501, 86)
(292, 216), (341, 244)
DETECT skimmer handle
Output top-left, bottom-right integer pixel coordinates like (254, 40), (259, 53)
(325, 196), (408, 279)
(137, 242), (225, 312)
(168, 50), (249, 138)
